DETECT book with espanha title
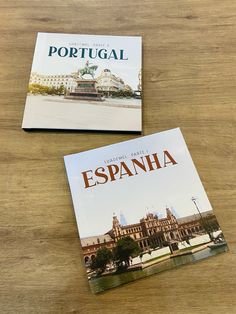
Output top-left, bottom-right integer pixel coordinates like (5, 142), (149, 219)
(22, 32), (142, 132)
(64, 128), (228, 293)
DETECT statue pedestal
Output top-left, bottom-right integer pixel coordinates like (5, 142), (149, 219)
(65, 79), (103, 101)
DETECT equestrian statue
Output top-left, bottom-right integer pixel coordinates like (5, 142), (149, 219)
(78, 61), (98, 79)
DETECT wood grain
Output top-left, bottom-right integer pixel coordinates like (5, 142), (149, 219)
(0, 0), (235, 313)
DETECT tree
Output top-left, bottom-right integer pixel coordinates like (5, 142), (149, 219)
(113, 236), (141, 269)
(200, 217), (220, 233)
(150, 242), (158, 249)
(90, 247), (113, 274)
(110, 89), (134, 99)
(57, 84), (65, 95)
(28, 83), (47, 94)
(28, 83), (65, 95)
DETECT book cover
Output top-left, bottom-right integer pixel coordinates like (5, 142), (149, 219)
(22, 32), (142, 132)
(64, 128), (228, 293)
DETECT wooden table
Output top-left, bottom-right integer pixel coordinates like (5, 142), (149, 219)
(0, 1), (235, 313)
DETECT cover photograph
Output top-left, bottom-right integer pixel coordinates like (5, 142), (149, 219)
(22, 32), (142, 132)
(64, 128), (228, 293)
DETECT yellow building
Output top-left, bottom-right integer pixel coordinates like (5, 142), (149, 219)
(29, 72), (77, 91)
(96, 69), (125, 95)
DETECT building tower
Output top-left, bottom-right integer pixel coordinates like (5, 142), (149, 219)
(120, 211), (127, 226)
(165, 207), (181, 241)
(112, 214), (122, 241)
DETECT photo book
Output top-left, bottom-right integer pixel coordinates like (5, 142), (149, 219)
(22, 32), (142, 132)
(64, 128), (228, 294)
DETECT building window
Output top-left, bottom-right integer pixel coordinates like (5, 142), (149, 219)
(84, 256), (89, 263)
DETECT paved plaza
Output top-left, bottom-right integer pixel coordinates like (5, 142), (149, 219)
(22, 95), (142, 131)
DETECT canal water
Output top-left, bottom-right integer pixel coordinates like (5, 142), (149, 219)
(89, 245), (228, 294)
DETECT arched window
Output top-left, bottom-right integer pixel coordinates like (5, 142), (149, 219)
(84, 256), (90, 263)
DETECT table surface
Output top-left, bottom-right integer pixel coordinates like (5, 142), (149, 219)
(0, 1), (235, 313)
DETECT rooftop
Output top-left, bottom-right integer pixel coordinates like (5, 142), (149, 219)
(80, 234), (114, 247)
(177, 210), (213, 224)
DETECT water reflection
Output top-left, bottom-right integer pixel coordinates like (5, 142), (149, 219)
(89, 245), (228, 294)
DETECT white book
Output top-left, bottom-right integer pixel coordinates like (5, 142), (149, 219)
(22, 32), (142, 132)
(64, 128), (228, 293)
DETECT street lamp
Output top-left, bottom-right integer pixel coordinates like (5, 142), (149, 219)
(191, 197), (213, 241)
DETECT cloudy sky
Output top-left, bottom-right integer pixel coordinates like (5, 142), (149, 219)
(64, 128), (214, 238)
(31, 32), (141, 90)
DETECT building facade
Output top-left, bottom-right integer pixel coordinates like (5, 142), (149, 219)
(108, 208), (183, 251)
(96, 69), (125, 95)
(81, 208), (218, 264)
(29, 72), (77, 91)
(29, 69), (130, 95)
(81, 234), (115, 266)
